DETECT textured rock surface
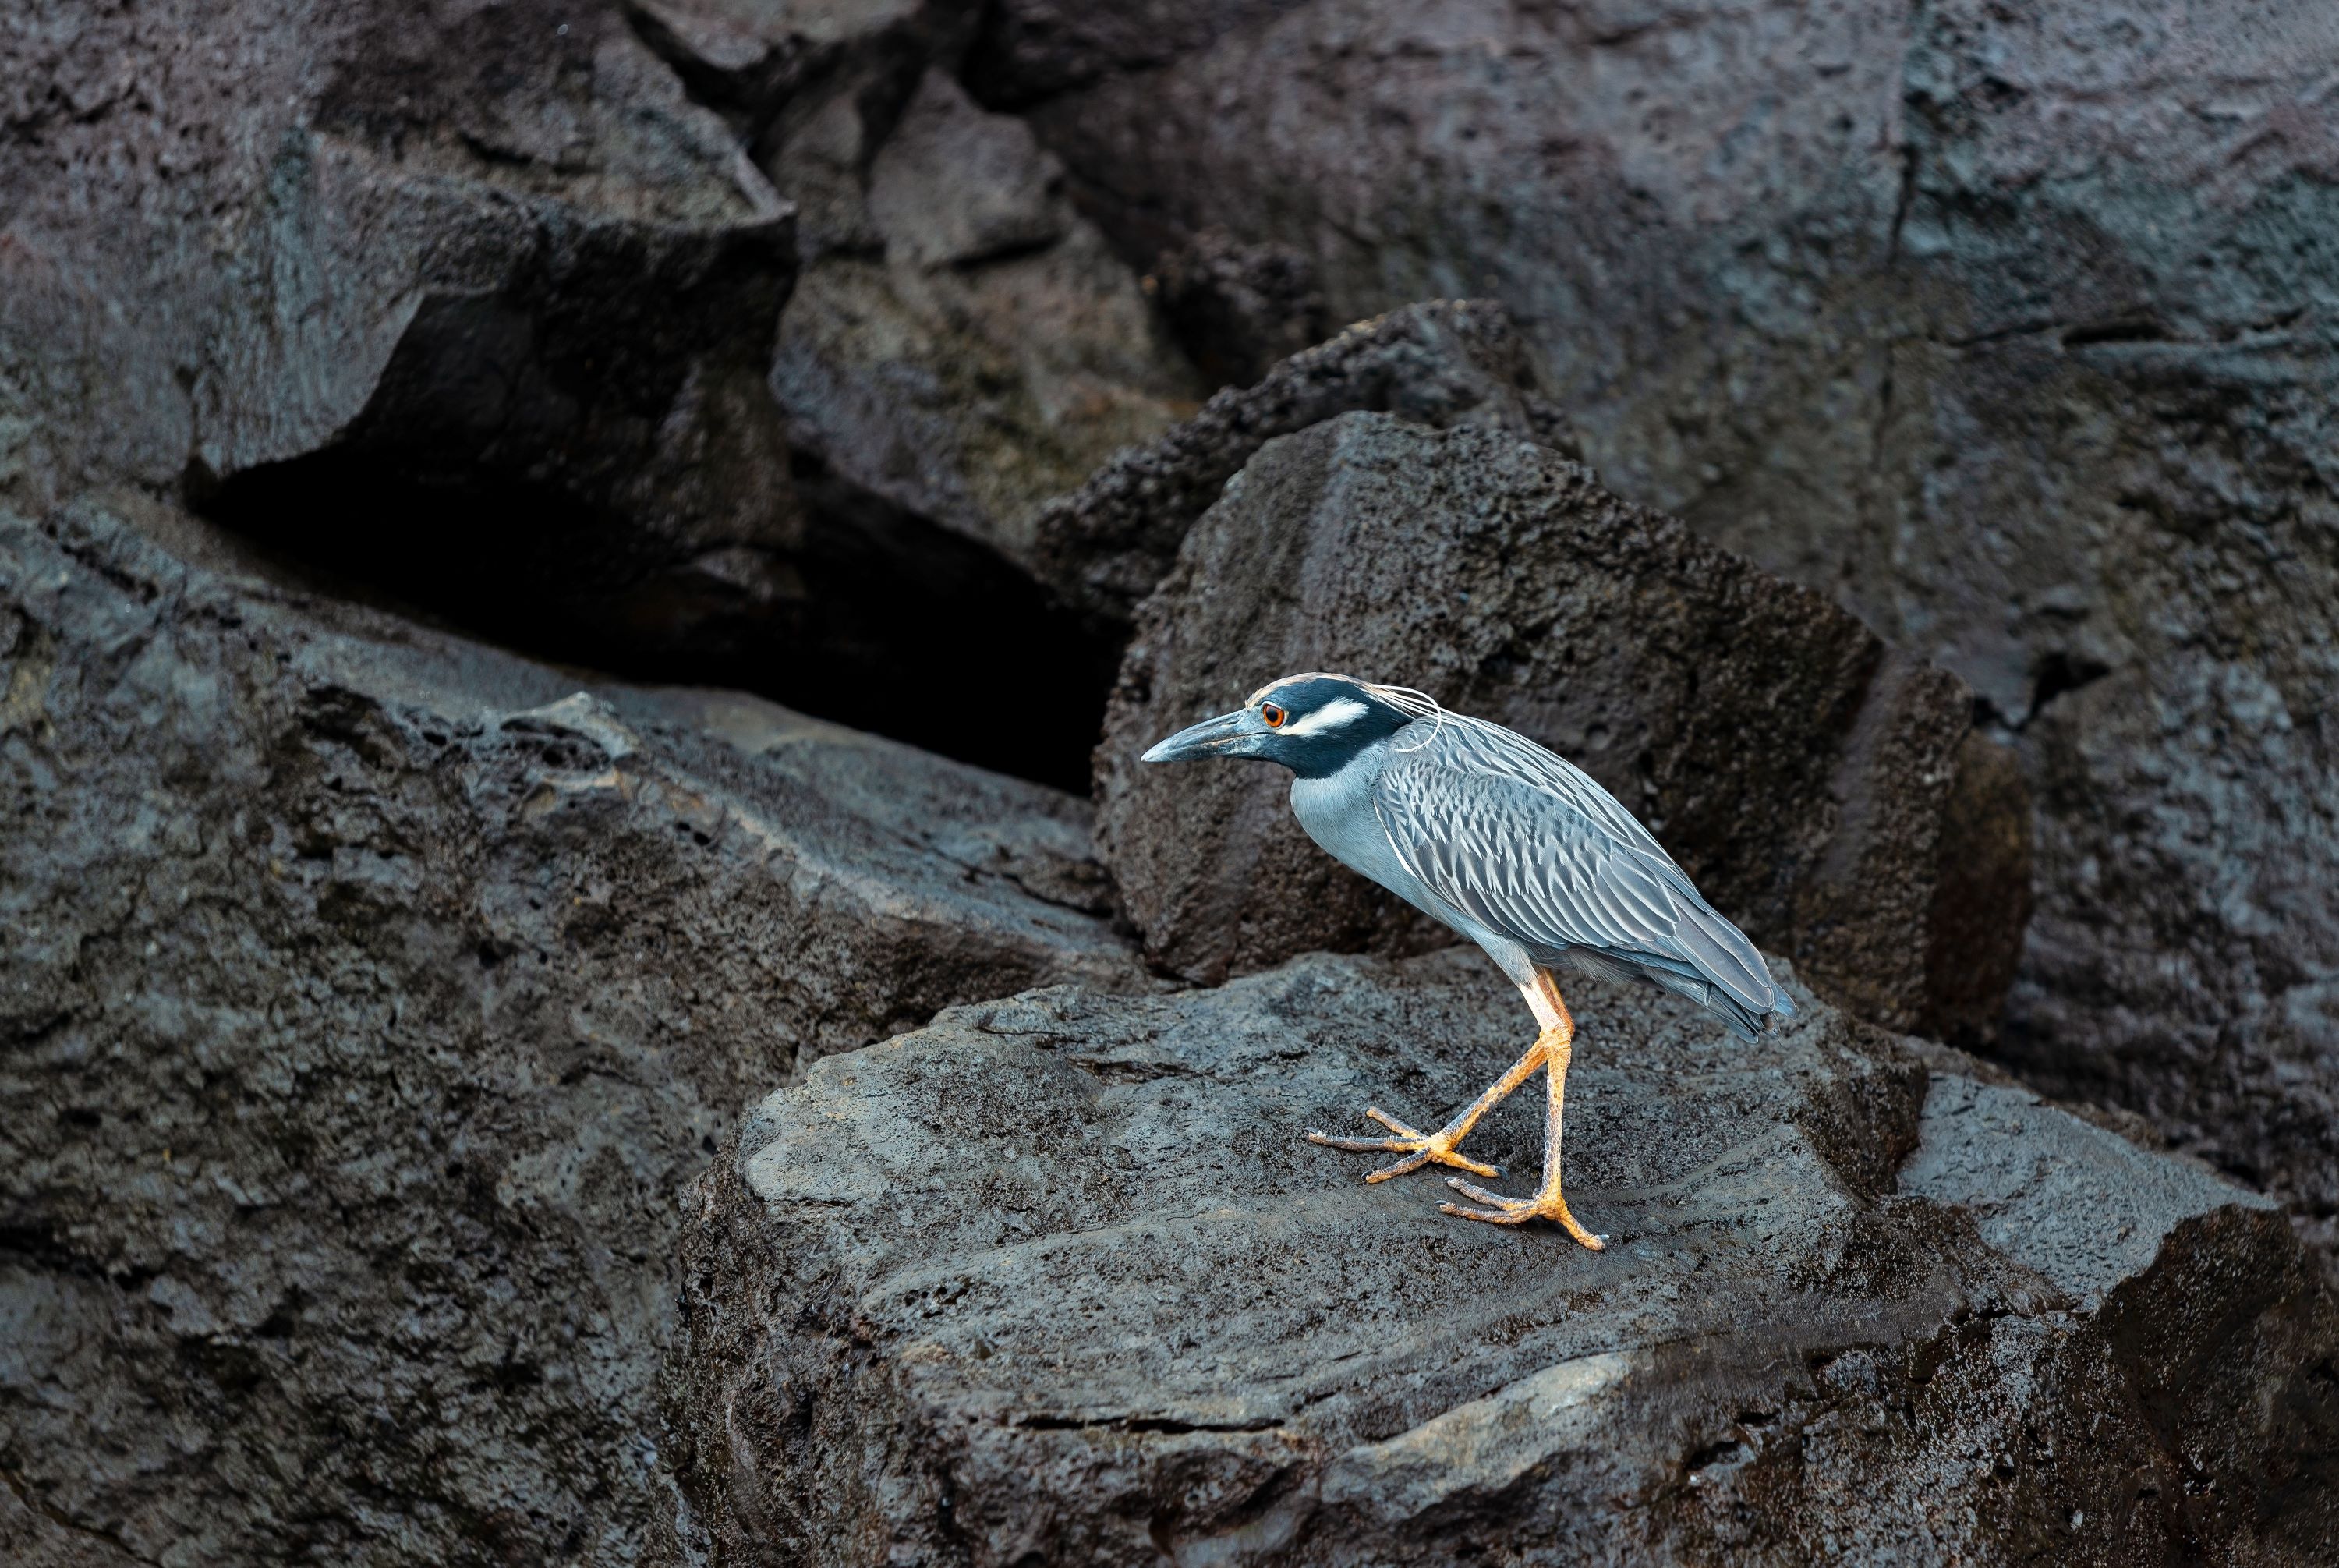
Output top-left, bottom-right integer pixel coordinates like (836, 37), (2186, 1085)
(2, 0), (799, 661)
(1098, 413), (2028, 1040)
(766, 62), (1200, 568)
(555, 6), (1205, 784)
(669, 949), (2338, 1566)
(1028, 300), (1576, 627)
(0, 497), (1141, 1566)
(1148, 228), (1332, 391)
(993, 0), (2339, 1270)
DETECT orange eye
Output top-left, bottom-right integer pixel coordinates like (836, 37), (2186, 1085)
(1261, 703), (1287, 728)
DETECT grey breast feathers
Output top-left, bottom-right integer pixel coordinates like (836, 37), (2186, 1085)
(1370, 713), (1791, 1041)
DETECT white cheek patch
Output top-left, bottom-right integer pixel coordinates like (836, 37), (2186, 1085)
(1283, 697), (1370, 737)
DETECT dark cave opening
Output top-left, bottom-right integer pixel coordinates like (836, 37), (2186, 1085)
(189, 449), (1123, 795)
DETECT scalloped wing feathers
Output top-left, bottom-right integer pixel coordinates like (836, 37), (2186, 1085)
(1370, 714), (1789, 1039)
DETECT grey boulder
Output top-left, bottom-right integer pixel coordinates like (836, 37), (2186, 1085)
(1028, 299), (1576, 627)
(768, 64), (1202, 569)
(668, 949), (2338, 1565)
(0, 496), (1141, 1566)
(1096, 412), (2028, 1042)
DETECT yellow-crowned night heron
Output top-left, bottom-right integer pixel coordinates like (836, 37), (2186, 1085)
(1141, 671), (1793, 1249)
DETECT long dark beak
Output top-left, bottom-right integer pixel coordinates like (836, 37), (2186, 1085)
(1141, 709), (1251, 763)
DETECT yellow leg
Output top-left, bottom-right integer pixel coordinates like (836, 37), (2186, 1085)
(1439, 972), (1605, 1248)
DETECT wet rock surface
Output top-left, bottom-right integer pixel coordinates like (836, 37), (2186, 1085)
(1098, 413), (2028, 1040)
(669, 950), (2338, 1566)
(1028, 299), (1575, 627)
(0, 497), (1141, 1566)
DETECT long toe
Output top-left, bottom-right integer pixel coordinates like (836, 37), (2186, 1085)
(1306, 1111), (1500, 1183)
(1438, 1179), (1608, 1250)
(1438, 1176), (1537, 1224)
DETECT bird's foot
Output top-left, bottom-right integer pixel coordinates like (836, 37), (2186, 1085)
(1306, 1106), (1501, 1184)
(1440, 1178), (1608, 1250)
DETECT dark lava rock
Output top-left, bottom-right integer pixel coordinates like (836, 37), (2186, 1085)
(611, 15), (1203, 786)
(3, 0), (800, 666)
(626, 0), (969, 140)
(1028, 299), (1576, 627)
(965, 0), (1312, 108)
(766, 62), (1201, 573)
(983, 0), (2339, 1270)
(1096, 413), (2028, 1041)
(0, 496), (1143, 1566)
(1149, 228), (1332, 390)
(667, 949), (2338, 1566)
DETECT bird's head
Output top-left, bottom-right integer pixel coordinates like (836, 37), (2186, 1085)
(1139, 672), (1435, 779)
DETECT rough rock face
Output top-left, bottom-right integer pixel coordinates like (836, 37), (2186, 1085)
(1028, 300), (1577, 627)
(625, 0), (955, 138)
(0, 497), (1141, 1566)
(3, 0), (798, 663)
(668, 950), (2338, 1566)
(985, 0), (2339, 1265)
(766, 62), (1201, 568)
(1097, 413), (2028, 1041)
(575, 4), (1208, 784)
(1149, 228), (1332, 391)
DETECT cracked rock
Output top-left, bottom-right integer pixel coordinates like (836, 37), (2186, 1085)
(1096, 412), (2028, 1040)
(0, 495), (1142, 1566)
(667, 950), (2339, 1565)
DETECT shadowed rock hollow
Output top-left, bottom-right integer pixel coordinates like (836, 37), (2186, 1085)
(1098, 412), (2029, 1042)
(668, 951), (2339, 1566)
(5, 0), (800, 655)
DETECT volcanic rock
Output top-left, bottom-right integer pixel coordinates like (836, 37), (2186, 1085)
(1097, 412), (2027, 1040)
(668, 949), (2338, 1566)
(767, 65), (1201, 570)
(1149, 228), (1332, 391)
(0, 496), (1141, 1566)
(1028, 299), (1576, 627)
(3, 0), (801, 667)
(982, 0), (2339, 1269)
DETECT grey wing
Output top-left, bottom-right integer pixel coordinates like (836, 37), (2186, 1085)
(1372, 721), (1783, 1027)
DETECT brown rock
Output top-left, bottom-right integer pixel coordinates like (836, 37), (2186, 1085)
(1096, 412), (2026, 1040)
